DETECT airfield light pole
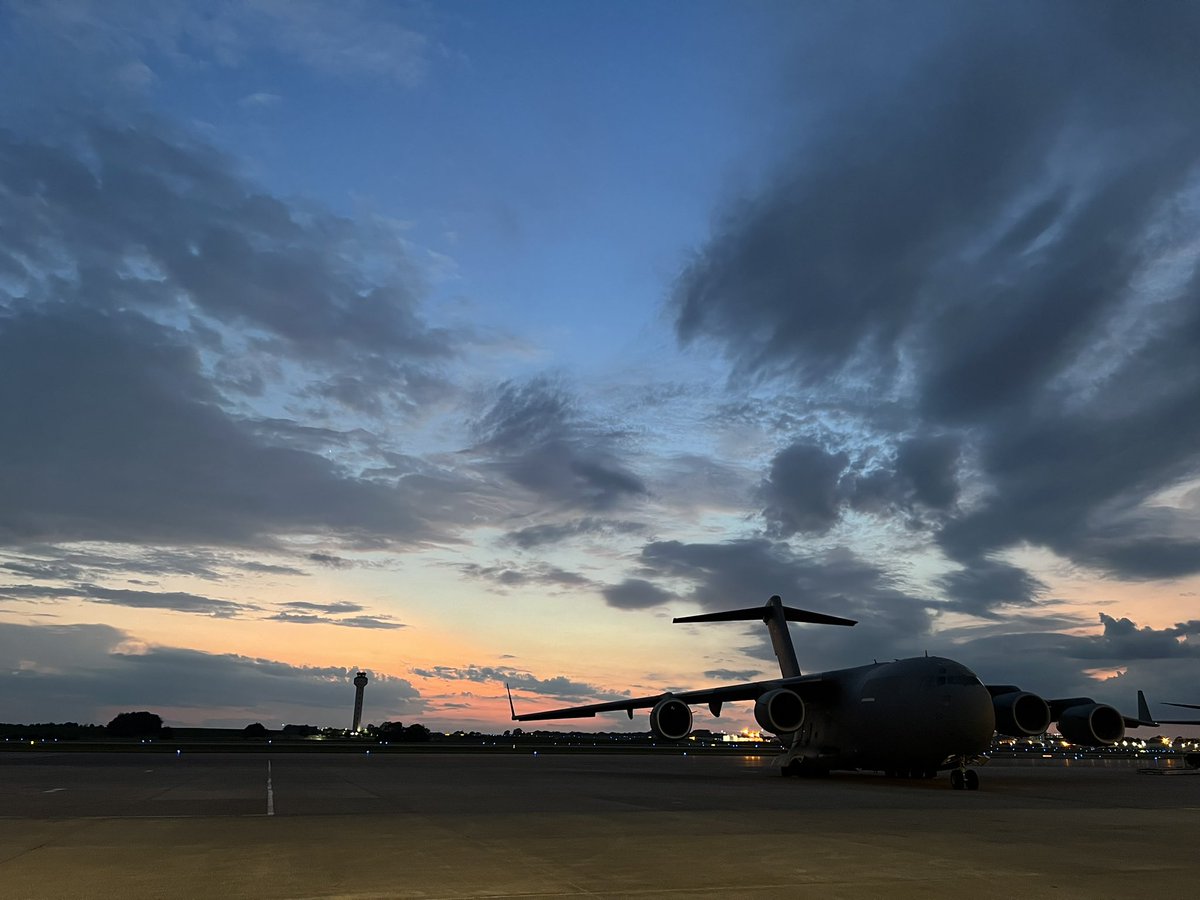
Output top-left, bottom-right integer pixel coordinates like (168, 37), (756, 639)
(352, 671), (369, 732)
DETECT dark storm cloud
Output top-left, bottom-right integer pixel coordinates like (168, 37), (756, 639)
(759, 441), (848, 536)
(895, 436), (961, 509)
(601, 578), (673, 611)
(671, 2), (1200, 581)
(0, 621), (423, 725)
(411, 664), (629, 703)
(0, 308), (480, 549)
(937, 559), (1047, 619)
(469, 377), (647, 511)
(1076, 614), (1200, 661)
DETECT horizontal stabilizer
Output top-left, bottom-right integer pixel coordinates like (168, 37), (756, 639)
(674, 598), (856, 628)
(1134, 691), (1200, 726)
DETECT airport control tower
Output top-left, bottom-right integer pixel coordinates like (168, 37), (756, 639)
(351, 671), (369, 732)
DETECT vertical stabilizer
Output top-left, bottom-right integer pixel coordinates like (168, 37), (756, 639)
(673, 595), (856, 679)
(762, 595), (801, 678)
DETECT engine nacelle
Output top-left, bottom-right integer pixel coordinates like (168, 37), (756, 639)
(1055, 703), (1124, 746)
(754, 689), (806, 734)
(993, 691), (1052, 737)
(648, 697), (693, 741)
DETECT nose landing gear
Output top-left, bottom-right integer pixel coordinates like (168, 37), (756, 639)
(950, 764), (979, 790)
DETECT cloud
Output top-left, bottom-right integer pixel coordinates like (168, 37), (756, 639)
(468, 377), (647, 511)
(937, 559), (1047, 619)
(411, 664), (629, 703)
(87, 586), (246, 617)
(601, 578), (673, 611)
(0, 122), (457, 389)
(1, 546), (305, 583)
(506, 517), (645, 550)
(669, 1), (1200, 581)
(458, 561), (593, 592)
(0, 621), (422, 726)
(5, 0), (436, 89)
(238, 91), (281, 108)
(953, 613), (1200, 712)
(267, 600), (405, 629)
(1077, 614), (1200, 661)
(0, 307), (476, 550)
(635, 538), (935, 673)
(307, 552), (353, 569)
(0, 582), (247, 617)
(702, 668), (762, 682)
(278, 600), (364, 614)
(758, 441), (848, 536)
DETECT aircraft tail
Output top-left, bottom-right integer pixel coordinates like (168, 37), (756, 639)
(673, 594), (856, 678)
(1137, 690), (1200, 726)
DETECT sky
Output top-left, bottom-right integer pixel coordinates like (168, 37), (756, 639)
(2, 0), (1199, 736)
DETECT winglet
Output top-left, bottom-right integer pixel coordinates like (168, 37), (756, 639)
(506, 683), (517, 720)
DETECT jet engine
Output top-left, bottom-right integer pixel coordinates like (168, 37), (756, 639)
(1055, 703), (1124, 746)
(754, 689), (806, 734)
(993, 691), (1052, 737)
(648, 697), (693, 741)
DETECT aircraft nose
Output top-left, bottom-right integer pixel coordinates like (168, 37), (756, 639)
(947, 686), (996, 751)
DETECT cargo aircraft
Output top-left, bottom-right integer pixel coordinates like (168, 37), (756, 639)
(509, 595), (1167, 789)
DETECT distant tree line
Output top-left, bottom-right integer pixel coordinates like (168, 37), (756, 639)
(369, 721), (431, 742)
(3, 714), (437, 742)
(0, 722), (107, 741)
(1, 711), (165, 740)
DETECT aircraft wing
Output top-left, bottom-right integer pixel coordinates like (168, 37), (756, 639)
(509, 673), (829, 722)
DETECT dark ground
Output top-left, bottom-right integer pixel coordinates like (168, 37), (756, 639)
(1, 752), (1196, 898)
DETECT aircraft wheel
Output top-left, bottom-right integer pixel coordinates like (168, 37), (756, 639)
(964, 769), (979, 791)
(950, 770), (965, 790)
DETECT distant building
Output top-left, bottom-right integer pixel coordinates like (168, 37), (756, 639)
(352, 671), (368, 732)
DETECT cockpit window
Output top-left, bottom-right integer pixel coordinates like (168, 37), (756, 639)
(943, 674), (980, 686)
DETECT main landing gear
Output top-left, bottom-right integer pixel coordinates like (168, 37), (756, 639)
(950, 766), (979, 790)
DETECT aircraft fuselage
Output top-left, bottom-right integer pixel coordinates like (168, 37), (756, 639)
(784, 656), (994, 772)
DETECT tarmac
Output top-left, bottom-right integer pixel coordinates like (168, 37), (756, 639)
(1, 750), (1197, 899)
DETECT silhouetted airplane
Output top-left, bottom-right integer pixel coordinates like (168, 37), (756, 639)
(509, 595), (1162, 789)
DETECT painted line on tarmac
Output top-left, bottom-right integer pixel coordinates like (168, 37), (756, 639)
(43, 788), (65, 794)
(266, 760), (274, 816)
